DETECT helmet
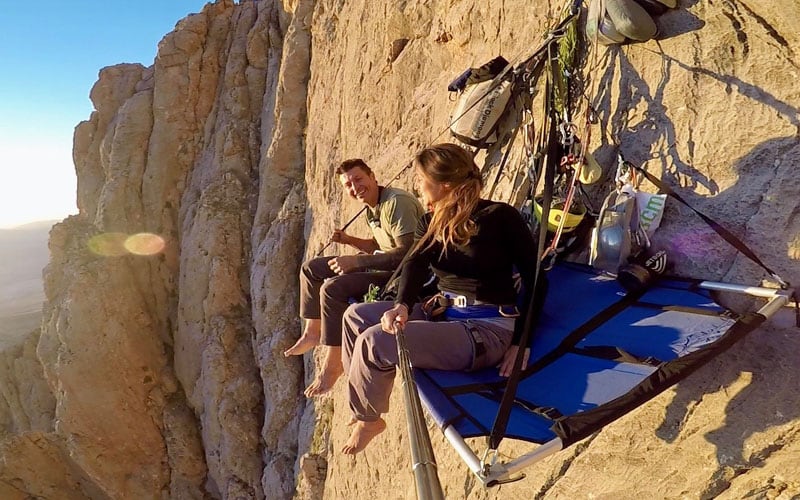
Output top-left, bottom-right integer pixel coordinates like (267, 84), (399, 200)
(533, 196), (586, 233)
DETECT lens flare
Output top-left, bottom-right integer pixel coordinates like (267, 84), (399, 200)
(87, 232), (129, 257)
(88, 232), (166, 256)
(124, 233), (166, 255)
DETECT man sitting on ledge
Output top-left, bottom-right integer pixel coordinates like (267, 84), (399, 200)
(285, 158), (424, 397)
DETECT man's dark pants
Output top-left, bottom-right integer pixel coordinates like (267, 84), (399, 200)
(299, 256), (393, 346)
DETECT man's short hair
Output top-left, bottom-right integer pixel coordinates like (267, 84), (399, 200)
(336, 158), (373, 176)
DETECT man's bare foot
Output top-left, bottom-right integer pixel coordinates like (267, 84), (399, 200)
(284, 320), (321, 357)
(304, 347), (344, 397)
(341, 418), (387, 455)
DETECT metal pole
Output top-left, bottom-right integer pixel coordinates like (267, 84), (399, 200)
(314, 206), (366, 257)
(698, 281), (793, 301)
(395, 323), (445, 500)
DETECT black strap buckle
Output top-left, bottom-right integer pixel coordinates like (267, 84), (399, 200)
(467, 326), (487, 359)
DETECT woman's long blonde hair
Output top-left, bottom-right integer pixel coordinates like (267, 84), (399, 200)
(415, 143), (482, 255)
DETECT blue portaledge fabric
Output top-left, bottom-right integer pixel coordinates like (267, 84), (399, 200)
(415, 262), (761, 447)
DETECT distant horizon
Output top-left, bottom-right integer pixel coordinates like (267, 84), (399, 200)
(0, 219), (61, 231)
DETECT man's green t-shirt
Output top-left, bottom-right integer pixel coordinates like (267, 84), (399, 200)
(365, 187), (424, 252)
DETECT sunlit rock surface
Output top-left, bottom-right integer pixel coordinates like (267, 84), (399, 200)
(1, 0), (799, 498)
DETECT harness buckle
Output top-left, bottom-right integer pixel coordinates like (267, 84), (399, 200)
(453, 295), (469, 308)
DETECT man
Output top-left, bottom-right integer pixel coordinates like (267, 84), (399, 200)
(284, 158), (424, 397)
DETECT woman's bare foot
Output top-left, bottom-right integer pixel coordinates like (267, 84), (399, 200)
(341, 418), (387, 455)
(304, 347), (344, 397)
(284, 320), (321, 357)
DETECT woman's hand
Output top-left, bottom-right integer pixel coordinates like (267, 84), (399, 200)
(498, 345), (530, 377)
(380, 303), (409, 334)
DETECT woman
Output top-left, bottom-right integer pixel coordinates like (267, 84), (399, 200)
(340, 143), (546, 455)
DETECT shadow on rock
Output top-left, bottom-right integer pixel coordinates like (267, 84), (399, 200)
(656, 324), (800, 498)
(655, 1), (705, 42)
(649, 133), (800, 495)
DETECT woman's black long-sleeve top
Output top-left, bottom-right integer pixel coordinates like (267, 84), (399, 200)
(395, 199), (545, 345)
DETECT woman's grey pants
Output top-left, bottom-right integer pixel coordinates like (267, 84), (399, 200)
(342, 301), (513, 421)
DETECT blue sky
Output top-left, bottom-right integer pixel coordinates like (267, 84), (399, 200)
(0, 1), (208, 228)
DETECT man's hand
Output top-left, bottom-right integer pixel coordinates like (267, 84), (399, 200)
(498, 345), (530, 377)
(329, 229), (351, 245)
(380, 303), (409, 334)
(328, 255), (360, 275)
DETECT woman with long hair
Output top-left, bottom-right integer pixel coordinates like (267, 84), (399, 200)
(340, 143), (546, 454)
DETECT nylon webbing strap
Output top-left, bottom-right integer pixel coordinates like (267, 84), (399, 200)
(480, 390), (565, 421)
(487, 118), (522, 199)
(630, 163), (788, 287)
(571, 345), (663, 367)
(487, 52), (560, 451)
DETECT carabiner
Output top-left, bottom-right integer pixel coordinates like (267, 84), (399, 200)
(480, 447), (500, 476)
(558, 120), (575, 147)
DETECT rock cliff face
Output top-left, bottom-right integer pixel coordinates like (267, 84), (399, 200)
(1, 0), (798, 498)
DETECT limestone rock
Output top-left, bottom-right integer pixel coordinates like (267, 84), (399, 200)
(0, 329), (55, 439)
(0, 433), (109, 499)
(2, 0), (799, 498)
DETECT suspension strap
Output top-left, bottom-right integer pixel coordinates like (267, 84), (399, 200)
(487, 105), (524, 199)
(486, 49), (560, 453)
